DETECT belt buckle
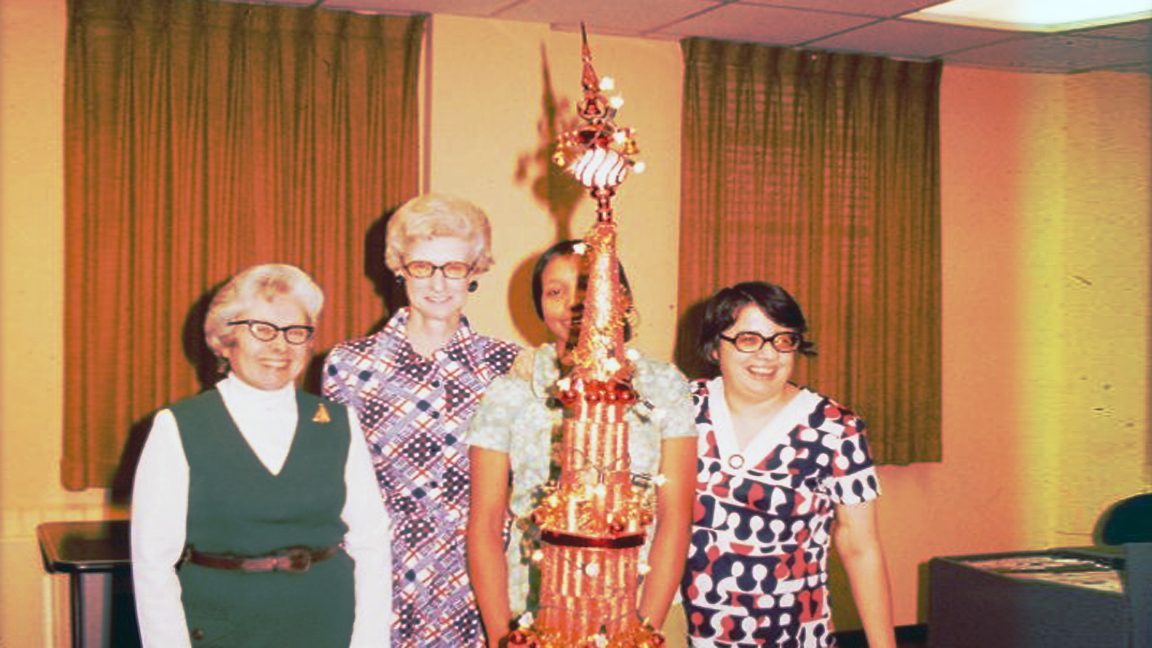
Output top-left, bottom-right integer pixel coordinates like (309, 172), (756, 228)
(277, 546), (312, 573)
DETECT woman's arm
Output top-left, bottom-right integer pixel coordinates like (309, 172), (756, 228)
(467, 446), (513, 647)
(130, 410), (192, 648)
(637, 436), (696, 629)
(833, 501), (896, 648)
(341, 410), (393, 648)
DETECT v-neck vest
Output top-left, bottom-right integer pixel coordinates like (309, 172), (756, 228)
(172, 389), (350, 555)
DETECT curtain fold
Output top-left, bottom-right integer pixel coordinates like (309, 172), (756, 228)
(64, 0), (424, 490)
(677, 39), (941, 464)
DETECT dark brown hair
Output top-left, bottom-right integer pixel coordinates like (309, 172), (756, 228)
(699, 281), (816, 372)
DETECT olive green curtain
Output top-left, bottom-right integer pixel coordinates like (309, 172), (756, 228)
(677, 38), (942, 464)
(63, 0), (425, 490)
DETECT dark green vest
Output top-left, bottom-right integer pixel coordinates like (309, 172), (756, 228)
(171, 388), (350, 555)
(170, 388), (356, 647)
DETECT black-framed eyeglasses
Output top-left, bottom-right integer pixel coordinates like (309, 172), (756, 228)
(719, 331), (803, 354)
(401, 259), (474, 280)
(228, 320), (315, 345)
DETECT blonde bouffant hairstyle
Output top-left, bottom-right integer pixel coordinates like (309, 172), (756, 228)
(385, 194), (494, 274)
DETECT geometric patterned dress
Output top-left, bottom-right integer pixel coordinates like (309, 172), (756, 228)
(680, 378), (881, 648)
(323, 308), (519, 647)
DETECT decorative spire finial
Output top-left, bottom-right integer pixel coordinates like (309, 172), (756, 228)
(553, 23), (642, 217)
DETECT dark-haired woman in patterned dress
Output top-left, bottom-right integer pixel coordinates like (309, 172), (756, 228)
(323, 194), (519, 647)
(680, 281), (896, 648)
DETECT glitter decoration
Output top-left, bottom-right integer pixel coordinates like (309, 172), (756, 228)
(509, 24), (664, 648)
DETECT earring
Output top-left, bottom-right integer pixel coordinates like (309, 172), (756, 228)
(395, 275), (405, 287)
(468, 280), (479, 293)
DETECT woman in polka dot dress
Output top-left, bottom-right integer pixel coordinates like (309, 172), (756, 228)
(680, 282), (895, 648)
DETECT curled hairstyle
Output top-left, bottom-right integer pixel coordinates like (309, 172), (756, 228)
(531, 239), (634, 341)
(204, 263), (325, 357)
(699, 281), (816, 372)
(385, 194), (495, 274)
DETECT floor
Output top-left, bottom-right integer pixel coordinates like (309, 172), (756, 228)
(835, 624), (928, 647)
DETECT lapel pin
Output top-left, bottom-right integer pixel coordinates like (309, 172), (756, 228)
(312, 403), (331, 424)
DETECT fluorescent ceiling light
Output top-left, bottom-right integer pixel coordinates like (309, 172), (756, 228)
(907, 0), (1152, 32)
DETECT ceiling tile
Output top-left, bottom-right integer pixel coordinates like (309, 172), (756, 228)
(495, 0), (717, 34)
(1109, 59), (1152, 74)
(1070, 19), (1152, 41)
(740, 0), (945, 19)
(227, 0), (1150, 74)
(319, 0), (510, 15)
(811, 19), (1014, 59)
(224, 0), (317, 6)
(947, 34), (1152, 73)
(651, 3), (876, 46)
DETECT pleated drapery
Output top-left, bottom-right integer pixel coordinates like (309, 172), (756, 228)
(678, 39), (942, 464)
(64, 0), (424, 489)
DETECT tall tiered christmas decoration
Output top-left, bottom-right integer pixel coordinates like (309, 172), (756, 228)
(507, 27), (666, 648)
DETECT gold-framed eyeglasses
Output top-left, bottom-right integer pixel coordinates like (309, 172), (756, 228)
(228, 319), (315, 345)
(719, 331), (803, 354)
(401, 259), (474, 280)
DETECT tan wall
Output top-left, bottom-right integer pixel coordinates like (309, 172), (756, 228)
(1057, 72), (1150, 537)
(856, 66), (1152, 629)
(1, 1), (109, 646)
(1, 2), (1148, 645)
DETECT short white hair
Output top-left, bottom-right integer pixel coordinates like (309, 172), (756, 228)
(204, 263), (324, 356)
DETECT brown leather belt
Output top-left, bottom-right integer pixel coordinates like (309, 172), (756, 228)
(184, 545), (339, 573)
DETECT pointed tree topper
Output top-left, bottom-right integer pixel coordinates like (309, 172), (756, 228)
(553, 24), (641, 192)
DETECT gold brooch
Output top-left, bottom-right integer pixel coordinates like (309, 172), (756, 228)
(312, 403), (331, 423)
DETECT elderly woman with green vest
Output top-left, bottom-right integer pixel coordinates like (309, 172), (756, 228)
(131, 263), (392, 647)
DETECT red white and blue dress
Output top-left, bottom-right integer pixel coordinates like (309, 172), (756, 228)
(323, 308), (519, 647)
(680, 377), (880, 648)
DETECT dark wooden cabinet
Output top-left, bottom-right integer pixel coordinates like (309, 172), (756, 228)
(37, 520), (140, 648)
(929, 545), (1149, 648)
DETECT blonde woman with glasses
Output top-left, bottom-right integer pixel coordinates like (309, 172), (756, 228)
(323, 194), (520, 647)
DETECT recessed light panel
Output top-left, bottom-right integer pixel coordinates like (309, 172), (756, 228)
(908, 0), (1152, 32)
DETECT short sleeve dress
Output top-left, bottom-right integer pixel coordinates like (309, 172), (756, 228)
(323, 308), (519, 647)
(465, 343), (697, 614)
(680, 377), (881, 648)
